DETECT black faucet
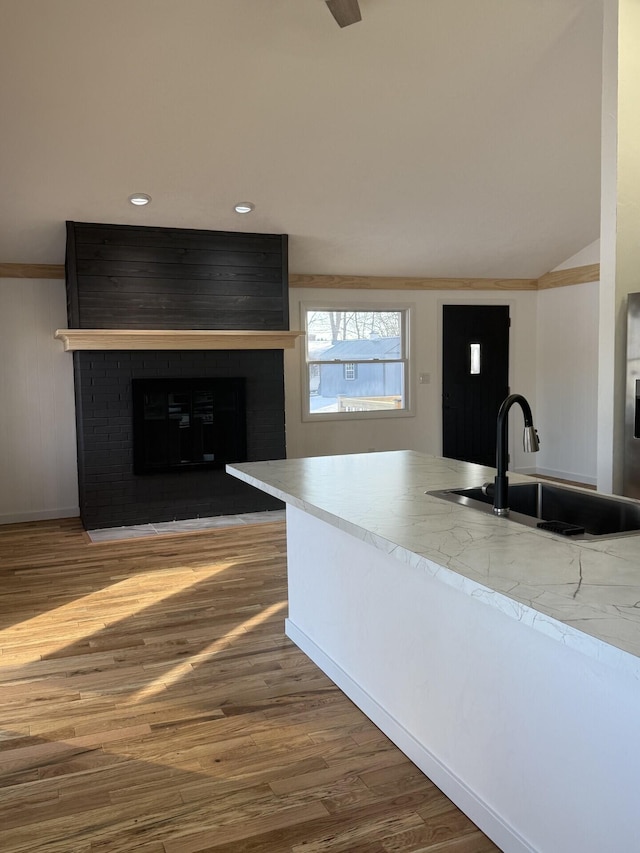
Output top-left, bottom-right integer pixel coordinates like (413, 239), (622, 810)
(493, 394), (539, 515)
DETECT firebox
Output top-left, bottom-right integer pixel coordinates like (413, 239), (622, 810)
(132, 377), (247, 475)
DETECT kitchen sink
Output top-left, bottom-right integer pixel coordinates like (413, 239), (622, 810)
(427, 481), (640, 539)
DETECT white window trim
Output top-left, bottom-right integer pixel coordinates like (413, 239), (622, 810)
(301, 302), (415, 422)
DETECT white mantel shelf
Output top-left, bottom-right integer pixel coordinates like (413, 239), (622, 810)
(54, 329), (304, 351)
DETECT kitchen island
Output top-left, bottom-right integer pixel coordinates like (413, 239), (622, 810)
(227, 451), (640, 853)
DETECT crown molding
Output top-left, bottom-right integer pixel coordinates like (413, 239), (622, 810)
(3, 263), (601, 290)
(289, 273), (538, 290)
(0, 263), (65, 279)
(536, 263), (600, 289)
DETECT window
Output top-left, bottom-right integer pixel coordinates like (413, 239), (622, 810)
(343, 363), (357, 381)
(303, 308), (411, 418)
(470, 343), (481, 375)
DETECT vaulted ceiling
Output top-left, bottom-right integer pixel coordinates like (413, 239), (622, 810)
(0, 0), (603, 278)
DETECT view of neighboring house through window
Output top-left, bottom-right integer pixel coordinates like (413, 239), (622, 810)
(304, 308), (409, 417)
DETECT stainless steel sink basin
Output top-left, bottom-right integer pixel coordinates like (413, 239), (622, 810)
(427, 482), (640, 540)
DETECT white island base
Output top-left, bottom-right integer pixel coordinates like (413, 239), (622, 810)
(286, 506), (637, 853)
(228, 453), (640, 853)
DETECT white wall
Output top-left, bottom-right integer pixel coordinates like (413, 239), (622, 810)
(0, 279), (78, 523)
(285, 287), (538, 472)
(535, 281), (599, 485)
(0, 273), (600, 525)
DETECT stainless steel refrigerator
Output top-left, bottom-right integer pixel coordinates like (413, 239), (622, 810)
(624, 292), (640, 497)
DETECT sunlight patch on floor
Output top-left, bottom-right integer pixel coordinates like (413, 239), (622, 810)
(129, 600), (288, 704)
(0, 562), (235, 663)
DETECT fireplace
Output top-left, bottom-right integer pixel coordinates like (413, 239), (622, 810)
(73, 349), (286, 529)
(132, 377), (247, 475)
(63, 221), (295, 530)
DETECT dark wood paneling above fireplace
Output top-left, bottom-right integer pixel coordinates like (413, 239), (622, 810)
(66, 221), (289, 330)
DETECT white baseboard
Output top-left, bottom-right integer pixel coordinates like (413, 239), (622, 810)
(285, 618), (536, 853)
(0, 507), (79, 525)
(535, 467), (597, 486)
(514, 466), (597, 486)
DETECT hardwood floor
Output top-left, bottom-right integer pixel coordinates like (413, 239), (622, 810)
(0, 518), (500, 852)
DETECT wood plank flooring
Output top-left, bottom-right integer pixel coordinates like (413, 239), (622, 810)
(0, 518), (501, 852)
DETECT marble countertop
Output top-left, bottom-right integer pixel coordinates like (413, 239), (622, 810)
(227, 451), (640, 677)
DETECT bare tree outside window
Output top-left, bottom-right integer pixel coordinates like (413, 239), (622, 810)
(304, 309), (408, 417)
(307, 311), (401, 343)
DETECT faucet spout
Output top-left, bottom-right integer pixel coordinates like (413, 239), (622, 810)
(493, 394), (539, 515)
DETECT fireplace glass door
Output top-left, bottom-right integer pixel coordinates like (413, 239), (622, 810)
(132, 378), (246, 474)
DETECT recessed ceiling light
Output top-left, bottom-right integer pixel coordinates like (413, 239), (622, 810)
(128, 193), (152, 206)
(234, 202), (255, 214)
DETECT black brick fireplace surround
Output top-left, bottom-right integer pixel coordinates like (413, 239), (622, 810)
(74, 349), (285, 529)
(66, 222), (289, 530)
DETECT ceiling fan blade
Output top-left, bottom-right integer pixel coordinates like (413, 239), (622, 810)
(326, 0), (362, 28)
